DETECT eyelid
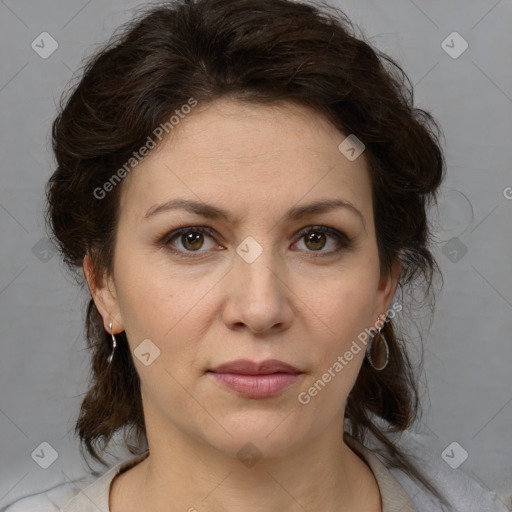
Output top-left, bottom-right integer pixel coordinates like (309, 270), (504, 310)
(295, 225), (351, 244)
(160, 224), (352, 257)
(160, 226), (220, 253)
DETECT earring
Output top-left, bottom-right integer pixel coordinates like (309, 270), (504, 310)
(107, 321), (117, 364)
(366, 315), (389, 371)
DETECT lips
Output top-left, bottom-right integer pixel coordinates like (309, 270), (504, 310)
(207, 359), (302, 398)
(209, 359), (301, 375)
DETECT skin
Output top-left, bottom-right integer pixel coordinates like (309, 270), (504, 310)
(83, 98), (401, 512)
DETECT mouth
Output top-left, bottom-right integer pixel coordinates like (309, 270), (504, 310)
(207, 359), (303, 398)
(209, 358), (301, 375)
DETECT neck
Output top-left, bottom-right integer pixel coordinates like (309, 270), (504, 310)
(120, 413), (381, 512)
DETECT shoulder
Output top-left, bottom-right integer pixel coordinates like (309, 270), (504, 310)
(2, 451), (149, 512)
(384, 429), (509, 512)
(1, 480), (84, 511)
(2, 495), (58, 511)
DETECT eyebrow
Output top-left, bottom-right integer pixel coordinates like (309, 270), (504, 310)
(144, 197), (366, 230)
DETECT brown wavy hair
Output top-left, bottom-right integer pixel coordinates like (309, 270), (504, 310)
(46, 0), (448, 506)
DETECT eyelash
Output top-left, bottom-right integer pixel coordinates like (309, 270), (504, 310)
(159, 225), (352, 259)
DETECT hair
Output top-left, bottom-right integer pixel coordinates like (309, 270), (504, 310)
(46, 0), (448, 507)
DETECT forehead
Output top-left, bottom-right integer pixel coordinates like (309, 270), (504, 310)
(118, 98), (372, 224)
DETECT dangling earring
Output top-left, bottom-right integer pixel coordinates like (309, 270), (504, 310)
(366, 315), (389, 371)
(107, 321), (117, 364)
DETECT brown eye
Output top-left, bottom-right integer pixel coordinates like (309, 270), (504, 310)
(165, 227), (218, 254)
(294, 226), (351, 257)
(303, 231), (327, 251)
(180, 231), (205, 251)
(161, 225), (351, 259)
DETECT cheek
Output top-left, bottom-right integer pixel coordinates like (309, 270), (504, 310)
(305, 254), (381, 381)
(112, 252), (173, 338)
(314, 285), (373, 373)
(114, 254), (217, 361)
(296, 279), (377, 417)
(313, 259), (380, 337)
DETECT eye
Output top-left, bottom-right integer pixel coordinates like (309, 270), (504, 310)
(292, 225), (352, 256)
(164, 227), (219, 256)
(160, 225), (351, 258)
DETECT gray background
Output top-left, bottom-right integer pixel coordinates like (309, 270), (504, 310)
(1, 0), (511, 508)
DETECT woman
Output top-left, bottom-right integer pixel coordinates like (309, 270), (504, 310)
(3, 0), (506, 511)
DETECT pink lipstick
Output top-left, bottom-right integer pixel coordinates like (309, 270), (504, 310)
(207, 359), (302, 398)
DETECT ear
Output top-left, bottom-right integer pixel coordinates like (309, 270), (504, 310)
(83, 253), (124, 334)
(375, 258), (401, 318)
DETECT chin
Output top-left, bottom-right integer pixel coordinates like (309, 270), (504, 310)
(199, 412), (311, 461)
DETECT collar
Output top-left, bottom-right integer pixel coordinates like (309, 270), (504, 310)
(62, 440), (417, 512)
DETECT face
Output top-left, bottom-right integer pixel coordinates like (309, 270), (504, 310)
(85, 98), (399, 459)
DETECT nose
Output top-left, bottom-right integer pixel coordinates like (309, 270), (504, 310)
(221, 244), (294, 335)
